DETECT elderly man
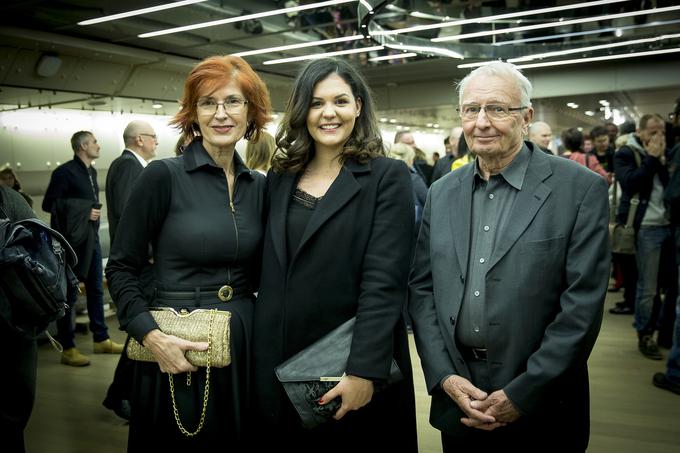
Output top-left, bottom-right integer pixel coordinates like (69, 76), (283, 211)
(409, 62), (609, 451)
(432, 126), (463, 183)
(43, 131), (124, 366)
(106, 120), (158, 245)
(528, 120), (553, 153)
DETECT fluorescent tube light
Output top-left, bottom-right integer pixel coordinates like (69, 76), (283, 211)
(262, 45), (384, 65)
(139, 0), (355, 38)
(514, 47), (680, 69)
(372, 0), (627, 37)
(233, 35), (364, 57)
(385, 43), (463, 59)
(493, 18), (680, 46)
(369, 52), (418, 62)
(79, 0), (208, 26)
(433, 5), (680, 42)
(509, 33), (680, 62)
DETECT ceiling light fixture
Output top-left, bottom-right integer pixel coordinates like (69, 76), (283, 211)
(373, 0), (627, 37)
(509, 33), (680, 62)
(514, 47), (680, 69)
(385, 43), (463, 59)
(433, 4), (680, 42)
(78, 0), (208, 26)
(262, 45), (384, 65)
(368, 52), (418, 62)
(139, 0), (355, 38)
(152, 102), (163, 109)
(493, 18), (680, 46)
(233, 35), (364, 57)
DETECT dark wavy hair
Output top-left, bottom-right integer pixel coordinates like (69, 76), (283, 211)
(272, 58), (385, 173)
(561, 127), (583, 152)
(170, 55), (272, 142)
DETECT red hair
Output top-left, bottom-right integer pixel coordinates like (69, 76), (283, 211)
(170, 55), (272, 141)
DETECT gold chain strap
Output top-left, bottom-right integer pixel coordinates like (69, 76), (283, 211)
(168, 308), (214, 437)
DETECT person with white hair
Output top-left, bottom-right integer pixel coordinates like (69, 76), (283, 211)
(528, 121), (553, 154)
(409, 61), (609, 451)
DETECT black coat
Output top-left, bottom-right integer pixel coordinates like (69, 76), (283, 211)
(252, 156), (418, 451)
(105, 149), (144, 246)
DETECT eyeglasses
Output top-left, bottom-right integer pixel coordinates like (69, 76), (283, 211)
(457, 103), (527, 121)
(139, 133), (157, 140)
(196, 97), (249, 115)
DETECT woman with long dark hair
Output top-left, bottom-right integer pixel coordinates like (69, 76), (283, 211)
(251, 57), (417, 451)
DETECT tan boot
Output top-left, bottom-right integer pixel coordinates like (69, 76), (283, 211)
(93, 338), (124, 354)
(61, 348), (91, 366)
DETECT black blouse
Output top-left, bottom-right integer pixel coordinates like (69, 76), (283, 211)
(285, 188), (320, 259)
(105, 141), (265, 343)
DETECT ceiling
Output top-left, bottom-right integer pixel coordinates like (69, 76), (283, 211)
(1, 0), (679, 135)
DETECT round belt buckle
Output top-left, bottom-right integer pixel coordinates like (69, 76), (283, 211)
(218, 285), (233, 302)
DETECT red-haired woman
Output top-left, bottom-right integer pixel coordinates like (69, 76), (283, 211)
(106, 55), (271, 450)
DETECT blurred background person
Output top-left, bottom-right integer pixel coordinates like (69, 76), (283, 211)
(245, 129), (276, 175)
(0, 164), (33, 208)
(528, 120), (553, 154)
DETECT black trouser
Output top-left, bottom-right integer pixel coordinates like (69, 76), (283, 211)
(0, 328), (37, 453)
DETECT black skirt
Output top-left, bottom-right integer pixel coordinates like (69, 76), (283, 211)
(127, 294), (253, 452)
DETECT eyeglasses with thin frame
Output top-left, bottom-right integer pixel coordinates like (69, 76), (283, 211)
(139, 133), (157, 140)
(457, 103), (527, 121)
(196, 97), (249, 115)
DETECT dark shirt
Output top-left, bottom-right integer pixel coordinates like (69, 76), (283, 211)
(286, 188), (318, 260)
(456, 145), (530, 348)
(594, 146), (615, 173)
(105, 142), (265, 342)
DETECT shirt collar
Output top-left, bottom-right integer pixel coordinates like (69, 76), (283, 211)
(473, 143), (530, 190)
(183, 140), (253, 179)
(125, 148), (149, 168)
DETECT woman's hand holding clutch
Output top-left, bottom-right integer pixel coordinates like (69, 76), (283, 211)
(319, 374), (374, 421)
(143, 329), (208, 374)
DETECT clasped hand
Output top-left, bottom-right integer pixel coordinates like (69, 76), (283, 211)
(143, 329), (208, 374)
(442, 375), (520, 431)
(319, 374), (374, 421)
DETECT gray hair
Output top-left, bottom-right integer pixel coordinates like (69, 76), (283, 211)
(70, 131), (94, 152)
(457, 61), (533, 108)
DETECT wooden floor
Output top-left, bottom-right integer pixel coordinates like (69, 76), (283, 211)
(25, 289), (680, 452)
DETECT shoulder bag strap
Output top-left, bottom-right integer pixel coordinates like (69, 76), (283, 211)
(624, 149), (643, 227)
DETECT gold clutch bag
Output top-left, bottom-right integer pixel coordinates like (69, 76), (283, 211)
(127, 307), (232, 368)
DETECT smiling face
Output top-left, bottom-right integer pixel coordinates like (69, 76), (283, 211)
(306, 73), (362, 156)
(461, 74), (533, 161)
(196, 79), (249, 155)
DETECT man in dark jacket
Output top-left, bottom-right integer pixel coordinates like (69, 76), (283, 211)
(42, 131), (123, 366)
(431, 126), (463, 183)
(614, 114), (669, 361)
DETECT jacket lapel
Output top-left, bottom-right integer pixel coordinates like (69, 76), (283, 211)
(291, 161), (365, 265)
(270, 172), (296, 269)
(449, 167), (474, 278)
(488, 149), (552, 271)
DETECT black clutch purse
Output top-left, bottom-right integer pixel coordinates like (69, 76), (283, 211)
(274, 317), (403, 429)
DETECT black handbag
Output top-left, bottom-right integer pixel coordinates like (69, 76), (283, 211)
(275, 316), (403, 429)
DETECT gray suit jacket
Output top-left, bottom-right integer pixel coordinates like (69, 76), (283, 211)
(409, 142), (609, 446)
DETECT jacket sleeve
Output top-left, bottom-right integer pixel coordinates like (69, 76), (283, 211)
(105, 161), (171, 343)
(345, 159), (414, 380)
(42, 167), (68, 213)
(614, 145), (663, 195)
(503, 175), (609, 415)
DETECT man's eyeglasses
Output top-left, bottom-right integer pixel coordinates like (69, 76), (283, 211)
(196, 97), (249, 115)
(139, 133), (157, 140)
(457, 103), (527, 121)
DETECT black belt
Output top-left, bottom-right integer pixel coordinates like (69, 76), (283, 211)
(461, 347), (488, 361)
(156, 284), (251, 302)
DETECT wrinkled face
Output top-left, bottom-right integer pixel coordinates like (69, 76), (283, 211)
(460, 74), (533, 160)
(639, 118), (666, 146)
(593, 134), (610, 153)
(196, 80), (249, 154)
(82, 134), (100, 159)
(530, 124), (552, 149)
(137, 126), (158, 160)
(306, 73), (362, 155)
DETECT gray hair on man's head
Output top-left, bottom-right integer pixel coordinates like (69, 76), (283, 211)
(457, 61), (533, 108)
